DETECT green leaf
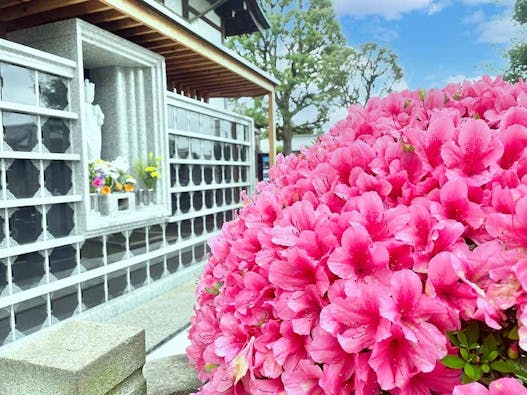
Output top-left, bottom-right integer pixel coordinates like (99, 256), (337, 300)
(482, 363), (490, 373)
(483, 334), (498, 353)
(490, 359), (516, 373)
(460, 348), (470, 361)
(419, 89), (426, 101)
(464, 364), (483, 381)
(508, 325), (519, 340)
(458, 331), (469, 347)
(447, 331), (460, 346)
(441, 355), (466, 369)
(465, 322), (480, 346)
(488, 351), (499, 362)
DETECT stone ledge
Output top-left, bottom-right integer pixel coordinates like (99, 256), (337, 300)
(143, 354), (201, 395)
(0, 320), (146, 395)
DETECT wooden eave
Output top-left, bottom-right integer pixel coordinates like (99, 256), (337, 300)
(0, 0), (277, 98)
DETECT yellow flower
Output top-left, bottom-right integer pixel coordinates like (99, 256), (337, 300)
(151, 171), (160, 178)
(115, 182), (123, 191)
(124, 183), (134, 192)
(145, 166), (157, 173)
(101, 186), (111, 195)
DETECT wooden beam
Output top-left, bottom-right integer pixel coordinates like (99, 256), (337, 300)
(0, 0), (88, 22)
(100, 0), (276, 94)
(0, 22), (6, 38)
(114, 25), (152, 37)
(98, 18), (142, 31)
(84, 9), (127, 24)
(6, 1), (111, 30)
(0, 1), (30, 9)
(268, 91), (276, 166)
(169, 73), (243, 85)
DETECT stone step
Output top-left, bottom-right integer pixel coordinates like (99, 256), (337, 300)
(143, 354), (201, 395)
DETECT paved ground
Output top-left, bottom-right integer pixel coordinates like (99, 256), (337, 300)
(147, 327), (190, 361)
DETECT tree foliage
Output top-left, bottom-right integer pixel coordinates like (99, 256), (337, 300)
(227, 0), (403, 154)
(505, 0), (527, 82)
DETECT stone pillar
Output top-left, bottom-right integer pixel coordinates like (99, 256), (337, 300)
(0, 321), (146, 395)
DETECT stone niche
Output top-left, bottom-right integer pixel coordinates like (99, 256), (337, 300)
(7, 19), (171, 234)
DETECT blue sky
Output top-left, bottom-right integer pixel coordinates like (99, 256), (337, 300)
(333, 0), (525, 90)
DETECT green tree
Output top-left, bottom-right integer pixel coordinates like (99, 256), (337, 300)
(505, 0), (527, 82)
(344, 42), (403, 106)
(228, 0), (403, 154)
(227, 0), (352, 154)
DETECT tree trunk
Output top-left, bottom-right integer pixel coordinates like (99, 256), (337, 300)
(282, 122), (293, 155)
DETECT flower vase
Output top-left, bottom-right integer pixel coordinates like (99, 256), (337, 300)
(136, 189), (145, 206)
(90, 193), (99, 213)
(100, 192), (136, 216)
(147, 188), (155, 205)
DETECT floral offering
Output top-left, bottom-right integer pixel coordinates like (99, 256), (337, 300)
(134, 152), (161, 190)
(89, 159), (136, 195)
(188, 76), (527, 394)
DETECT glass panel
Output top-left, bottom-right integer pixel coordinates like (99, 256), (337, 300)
(214, 118), (221, 136)
(166, 251), (179, 273)
(51, 286), (78, 320)
(0, 63), (36, 106)
(15, 296), (47, 335)
(216, 212), (224, 229)
(80, 237), (104, 271)
(236, 124), (245, 142)
(220, 120), (230, 138)
(47, 203), (74, 238)
(213, 142), (222, 160)
(180, 219), (192, 239)
(195, 243), (205, 262)
(0, 212), (4, 245)
(177, 136), (189, 159)
(232, 145), (239, 161)
(193, 191), (203, 211)
(130, 263), (147, 289)
(12, 252), (45, 291)
(178, 164), (190, 186)
(107, 269), (127, 300)
(44, 161), (72, 196)
(192, 165), (202, 185)
(82, 277), (105, 309)
(6, 159), (40, 198)
(42, 117), (70, 153)
(171, 193), (177, 215)
(166, 222), (178, 244)
(201, 114), (213, 135)
(149, 256), (164, 280)
(205, 190), (213, 208)
(180, 192), (190, 213)
(225, 188), (233, 205)
(223, 143), (231, 161)
(241, 167), (248, 182)
(226, 210), (234, 221)
(0, 260), (7, 296)
(176, 107), (188, 131)
(168, 135), (176, 158)
(215, 189), (223, 206)
(0, 308), (11, 345)
(167, 106), (175, 129)
(206, 214), (215, 232)
(234, 187), (241, 203)
(202, 140), (213, 159)
(3, 112), (38, 152)
(189, 111), (200, 132)
(204, 166), (213, 184)
(214, 166), (222, 183)
(106, 233), (126, 264)
(49, 245), (77, 280)
(148, 224), (163, 251)
(9, 206), (42, 245)
(181, 246), (193, 266)
(129, 228), (147, 256)
(233, 166), (240, 182)
(243, 125), (248, 142)
(241, 146), (248, 162)
(190, 138), (201, 159)
(39, 72), (68, 110)
(194, 217), (204, 236)
(170, 164), (177, 187)
(230, 121), (237, 139)
(225, 166), (232, 183)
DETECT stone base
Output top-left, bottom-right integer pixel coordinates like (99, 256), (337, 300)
(143, 354), (201, 395)
(100, 192), (136, 216)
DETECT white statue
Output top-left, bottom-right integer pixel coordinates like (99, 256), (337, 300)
(83, 79), (105, 163)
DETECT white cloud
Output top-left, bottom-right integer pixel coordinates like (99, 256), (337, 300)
(462, 10), (485, 24)
(392, 78), (410, 91)
(444, 74), (482, 84)
(332, 0), (439, 19)
(475, 17), (522, 44)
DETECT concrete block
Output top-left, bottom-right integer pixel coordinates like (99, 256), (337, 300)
(0, 321), (146, 395)
(143, 354), (201, 395)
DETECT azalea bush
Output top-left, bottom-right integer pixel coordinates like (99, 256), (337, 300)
(187, 76), (527, 394)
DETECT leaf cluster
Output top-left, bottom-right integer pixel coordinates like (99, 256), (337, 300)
(441, 317), (527, 386)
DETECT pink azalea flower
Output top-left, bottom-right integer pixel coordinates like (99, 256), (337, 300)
(453, 378), (527, 395)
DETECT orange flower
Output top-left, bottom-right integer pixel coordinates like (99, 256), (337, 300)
(115, 182), (123, 191)
(124, 183), (134, 192)
(101, 185), (111, 195)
